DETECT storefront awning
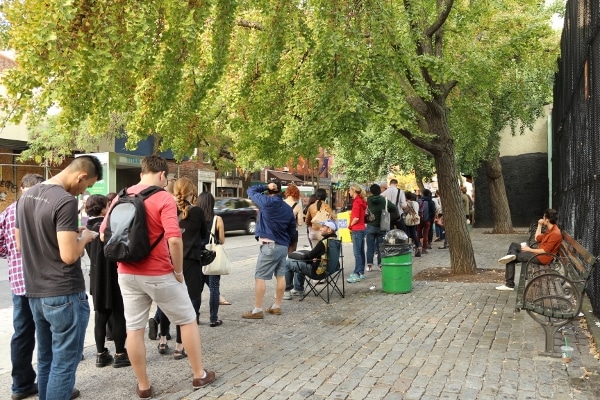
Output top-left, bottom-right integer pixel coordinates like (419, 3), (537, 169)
(267, 170), (304, 184)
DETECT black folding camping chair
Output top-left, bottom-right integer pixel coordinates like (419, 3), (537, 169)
(297, 239), (344, 304)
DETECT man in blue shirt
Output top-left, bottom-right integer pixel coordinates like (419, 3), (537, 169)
(243, 181), (296, 319)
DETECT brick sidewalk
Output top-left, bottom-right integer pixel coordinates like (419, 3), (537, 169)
(1, 228), (599, 399)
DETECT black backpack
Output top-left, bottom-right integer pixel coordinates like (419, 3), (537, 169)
(418, 198), (429, 222)
(104, 186), (165, 262)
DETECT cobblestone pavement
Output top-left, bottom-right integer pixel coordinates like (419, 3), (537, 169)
(1, 228), (599, 399)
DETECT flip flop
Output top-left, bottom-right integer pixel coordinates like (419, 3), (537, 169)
(219, 300), (232, 305)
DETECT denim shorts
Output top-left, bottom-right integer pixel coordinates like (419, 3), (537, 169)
(255, 242), (288, 280)
(118, 273), (196, 330)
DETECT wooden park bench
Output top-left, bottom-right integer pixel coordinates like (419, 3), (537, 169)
(515, 231), (599, 357)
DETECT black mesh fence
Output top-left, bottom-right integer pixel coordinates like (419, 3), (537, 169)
(552, 0), (600, 316)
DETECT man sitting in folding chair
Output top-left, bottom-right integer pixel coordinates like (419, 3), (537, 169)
(286, 220), (344, 303)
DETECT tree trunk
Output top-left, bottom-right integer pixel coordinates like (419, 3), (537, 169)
(396, 103), (477, 274)
(426, 113), (477, 275)
(238, 168), (254, 197)
(414, 166), (426, 194)
(485, 155), (514, 234)
(435, 152), (477, 275)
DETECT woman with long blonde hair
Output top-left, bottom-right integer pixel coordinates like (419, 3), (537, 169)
(347, 184), (367, 281)
(158, 177), (209, 359)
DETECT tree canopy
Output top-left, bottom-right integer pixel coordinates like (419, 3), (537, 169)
(0, 0), (561, 273)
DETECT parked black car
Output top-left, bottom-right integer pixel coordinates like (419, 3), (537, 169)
(214, 197), (258, 235)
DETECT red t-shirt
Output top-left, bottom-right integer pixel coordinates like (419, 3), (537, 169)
(349, 196), (367, 231)
(536, 224), (562, 265)
(99, 184), (182, 275)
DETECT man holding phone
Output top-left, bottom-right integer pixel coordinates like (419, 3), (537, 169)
(496, 208), (562, 291)
(16, 155), (103, 400)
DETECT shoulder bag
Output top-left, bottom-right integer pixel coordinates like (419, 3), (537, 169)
(365, 208), (375, 222)
(404, 202), (420, 226)
(311, 201), (331, 227)
(380, 198), (391, 231)
(203, 216), (232, 275)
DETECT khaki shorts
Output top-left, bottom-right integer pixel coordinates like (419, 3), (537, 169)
(118, 273), (196, 331)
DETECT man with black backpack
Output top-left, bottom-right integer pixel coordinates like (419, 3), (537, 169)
(381, 179), (408, 231)
(99, 155), (215, 398)
(416, 189), (436, 254)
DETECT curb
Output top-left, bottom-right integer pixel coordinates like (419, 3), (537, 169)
(582, 297), (600, 357)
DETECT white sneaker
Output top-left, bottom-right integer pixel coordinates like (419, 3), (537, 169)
(276, 291), (293, 300)
(495, 285), (514, 291)
(290, 289), (304, 296)
(497, 255), (516, 264)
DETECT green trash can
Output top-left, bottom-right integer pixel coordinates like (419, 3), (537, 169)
(380, 244), (412, 294)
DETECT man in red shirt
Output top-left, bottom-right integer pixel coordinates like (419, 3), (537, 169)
(100, 155), (215, 398)
(496, 208), (561, 291)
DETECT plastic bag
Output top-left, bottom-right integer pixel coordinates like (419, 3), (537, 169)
(383, 229), (408, 244)
(379, 243), (413, 257)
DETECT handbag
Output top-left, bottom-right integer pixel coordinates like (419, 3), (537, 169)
(311, 202), (330, 226)
(202, 216), (232, 275)
(365, 208), (375, 222)
(380, 198), (391, 231)
(404, 203), (420, 226)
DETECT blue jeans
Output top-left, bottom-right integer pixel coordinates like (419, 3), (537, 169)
(285, 269), (295, 291)
(406, 225), (421, 249)
(366, 225), (385, 267)
(351, 229), (367, 275)
(203, 275), (221, 323)
(29, 292), (90, 400)
(435, 223), (445, 240)
(286, 259), (314, 291)
(11, 294), (36, 395)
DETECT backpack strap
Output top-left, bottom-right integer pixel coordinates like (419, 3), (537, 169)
(138, 185), (165, 198)
(149, 231), (164, 252)
(395, 190), (400, 207)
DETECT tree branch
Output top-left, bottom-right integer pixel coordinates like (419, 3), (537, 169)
(440, 80), (458, 99)
(424, 0), (454, 38)
(237, 19), (263, 31)
(392, 124), (435, 158)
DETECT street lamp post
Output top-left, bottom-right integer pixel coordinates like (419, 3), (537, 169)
(315, 157), (320, 189)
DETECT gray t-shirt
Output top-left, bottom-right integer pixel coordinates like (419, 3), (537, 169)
(16, 183), (84, 297)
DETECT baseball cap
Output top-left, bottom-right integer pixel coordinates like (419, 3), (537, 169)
(319, 220), (338, 231)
